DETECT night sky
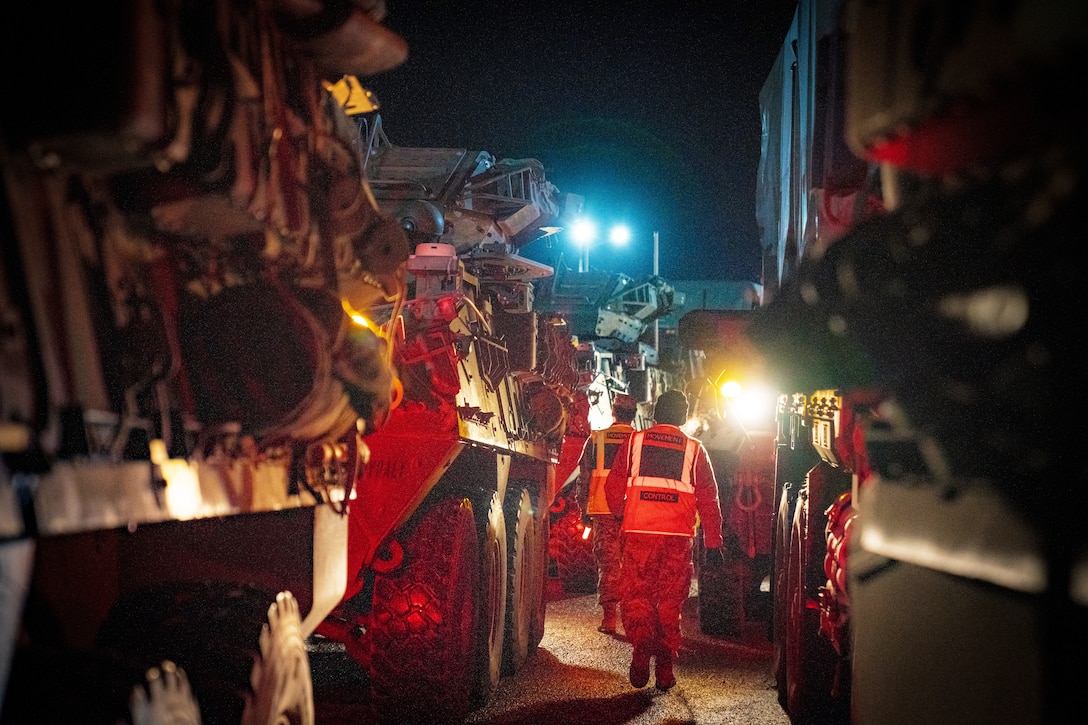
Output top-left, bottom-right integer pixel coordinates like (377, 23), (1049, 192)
(364, 1), (797, 283)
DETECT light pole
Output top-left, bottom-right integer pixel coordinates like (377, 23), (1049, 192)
(653, 230), (660, 350)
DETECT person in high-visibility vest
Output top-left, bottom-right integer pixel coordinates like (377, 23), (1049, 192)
(575, 393), (640, 634)
(605, 389), (725, 691)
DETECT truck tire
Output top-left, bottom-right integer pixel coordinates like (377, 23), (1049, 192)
(784, 490), (846, 725)
(696, 536), (745, 637)
(368, 497), (479, 723)
(549, 488), (596, 593)
(785, 506), (813, 722)
(552, 507), (596, 593)
(502, 486), (534, 675)
(96, 582), (312, 725)
(772, 482), (796, 708)
(474, 491), (508, 707)
(5, 648), (202, 725)
(528, 505), (550, 652)
(4, 599), (139, 724)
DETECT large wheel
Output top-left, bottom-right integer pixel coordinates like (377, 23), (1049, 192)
(784, 489), (846, 725)
(528, 504), (549, 652)
(96, 582), (312, 725)
(3, 592), (140, 724)
(367, 497), (479, 724)
(772, 482), (796, 707)
(501, 486), (534, 676)
(473, 491), (507, 708)
(549, 489), (596, 593)
(785, 503), (810, 719)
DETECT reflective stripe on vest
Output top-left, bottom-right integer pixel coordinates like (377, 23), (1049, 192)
(622, 427), (700, 537)
(587, 423), (634, 515)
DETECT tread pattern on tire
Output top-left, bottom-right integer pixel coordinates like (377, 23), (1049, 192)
(528, 507), (549, 651)
(368, 498), (479, 724)
(549, 489), (596, 593)
(784, 488), (848, 725)
(474, 492), (507, 708)
(502, 487), (534, 676)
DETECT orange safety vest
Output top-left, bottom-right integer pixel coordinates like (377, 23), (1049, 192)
(586, 423), (635, 515)
(620, 426), (701, 538)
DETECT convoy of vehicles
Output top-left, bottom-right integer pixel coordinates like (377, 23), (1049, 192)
(749, 1), (1087, 724)
(17, 0), (1074, 722)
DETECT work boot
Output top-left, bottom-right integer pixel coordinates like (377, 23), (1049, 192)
(655, 650), (676, 691)
(628, 644), (651, 688)
(598, 603), (617, 634)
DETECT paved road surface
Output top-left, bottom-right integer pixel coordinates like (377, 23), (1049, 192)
(313, 578), (792, 725)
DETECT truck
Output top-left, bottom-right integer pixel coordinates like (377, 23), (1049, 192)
(677, 307), (777, 638)
(308, 96), (588, 722)
(301, 80), (688, 716)
(746, 1), (1088, 724)
(0, 1), (414, 722)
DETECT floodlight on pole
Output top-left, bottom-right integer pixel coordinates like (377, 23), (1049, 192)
(610, 224), (631, 246)
(653, 230), (660, 350)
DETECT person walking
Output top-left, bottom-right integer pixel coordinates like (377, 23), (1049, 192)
(574, 393), (640, 634)
(605, 389), (725, 691)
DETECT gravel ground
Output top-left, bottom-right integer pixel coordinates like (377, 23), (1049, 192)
(312, 578), (792, 725)
(464, 579), (791, 725)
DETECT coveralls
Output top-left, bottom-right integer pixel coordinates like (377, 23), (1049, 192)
(575, 421), (636, 625)
(605, 423), (723, 681)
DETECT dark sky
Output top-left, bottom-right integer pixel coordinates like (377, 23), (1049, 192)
(365, 1), (797, 283)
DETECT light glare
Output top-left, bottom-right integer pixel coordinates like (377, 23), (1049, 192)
(609, 224), (631, 245)
(733, 383), (777, 428)
(571, 218), (597, 246)
(720, 380), (743, 398)
(341, 299), (375, 330)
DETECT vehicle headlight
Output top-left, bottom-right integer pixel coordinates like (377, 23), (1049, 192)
(720, 381), (777, 430)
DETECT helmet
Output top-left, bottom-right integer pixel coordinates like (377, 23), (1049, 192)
(653, 390), (689, 426)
